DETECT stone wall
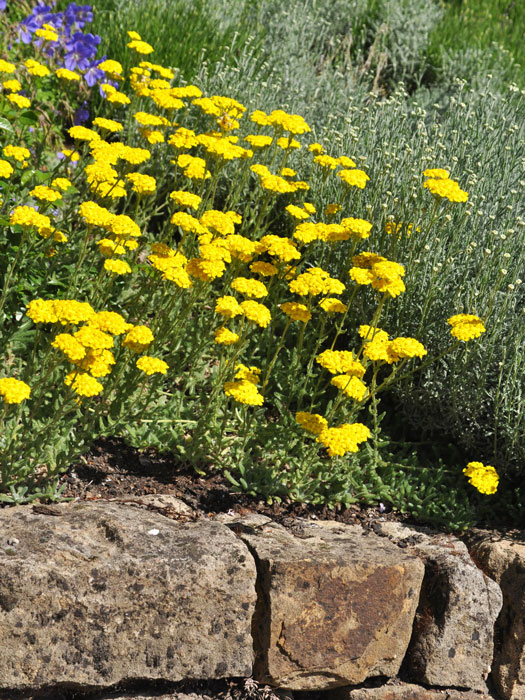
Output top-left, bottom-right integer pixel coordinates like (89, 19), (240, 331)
(0, 500), (521, 699)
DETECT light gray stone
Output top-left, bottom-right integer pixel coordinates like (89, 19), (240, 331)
(466, 530), (525, 700)
(219, 514), (425, 690)
(0, 502), (256, 690)
(330, 681), (495, 700)
(377, 522), (502, 690)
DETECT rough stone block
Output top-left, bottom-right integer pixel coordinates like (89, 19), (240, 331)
(0, 502), (256, 690)
(377, 522), (502, 691)
(218, 514), (424, 690)
(467, 531), (525, 700)
(330, 681), (494, 700)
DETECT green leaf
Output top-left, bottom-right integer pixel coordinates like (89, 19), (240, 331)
(0, 117), (13, 133)
(18, 110), (39, 126)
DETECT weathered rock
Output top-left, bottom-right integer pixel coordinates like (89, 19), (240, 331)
(137, 493), (195, 516)
(217, 514), (425, 690)
(0, 502), (256, 690)
(466, 530), (525, 700)
(376, 522), (502, 690)
(330, 681), (494, 700)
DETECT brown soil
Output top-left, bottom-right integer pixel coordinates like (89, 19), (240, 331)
(60, 436), (416, 532)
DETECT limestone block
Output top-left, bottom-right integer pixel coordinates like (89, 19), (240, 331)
(331, 681), (494, 700)
(0, 502), (256, 690)
(377, 522), (502, 690)
(467, 531), (525, 700)
(218, 514), (425, 690)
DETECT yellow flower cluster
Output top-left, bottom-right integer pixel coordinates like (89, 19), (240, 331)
(231, 277), (268, 298)
(447, 314), (486, 341)
(349, 253), (406, 298)
(289, 268), (345, 296)
(463, 462), (499, 495)
(295, 412), (328, 434)
(126, 172), (157, 195)
(64, 372), (103, 397)
(10, 205), (53, 237)
(359, 325), (427, 364)
(136, 356), (169, 375)
(214, 327), (240, 345)
(424, 176), (468, 203)
(122, 325), (155, 353)
(317, 423), (371, 457)
(316, 350), (365, 377)
(0, 377), (31, 404)
(280, 302), (311, 323)
(330, 375), (368, 401)
(224, 365), (264, 406)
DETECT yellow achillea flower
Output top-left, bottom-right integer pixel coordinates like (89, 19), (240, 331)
(7, 94), (31, 109)
(286, 204), (312, 221)
(30, 185), (62, 202)
(52, 333), (86, 362)
(151, 89), (184, 111)
(64, 372), (103, 397)
(109, 214), (141, 238)
(281, 168), (297, 178)
(98, 59), (123, 77)
(308, 143), (325, 154)
(187, 258), (226, 282)
(231, 277), (268, 298)
(267, 109), (310, 134)
(447, 314), (486, 341)
(125, 172), (156, 195)
(0, 160), (14, 178)
(140, 128), (165, 144)
(89, 311), (131, 335)
(200, 210), (236, 236)
(331, 375), (368, 401)
(325, 203), (341, 216)
(338, 168), (370, 189)
(79, 201), (115, 228)
(123, 325), (154, 353)
(177, 153), (211, 179)
(215, 296), (243, 319)
(250, 261), (278, 277)
(340, 217), (373, 239)
(3, 79), (22, 92)
(68, 125), (100, 142)
(317, 423), (371, 457)
(319, 298), (347, 314)
(61, 148), (80, 162)
(349, 253), (406, 298)
(259, 235), (301, 262)
(240, 300), (271, 328)
(118, 145), (151, 165)
(314, 154), (339, 170)
(85, 161), (119, 185)
(26, 299), (58, 324)
(169, 190), (202, 210)
(52, 177), (73, 191)
(127, 39), (154, 54)
(169, 128), (199, 150)
(245, 134), (273, 149)
(136, 356), (169, 375)
(276, 136), (301, 150)
(95, 180), (127, 199)
(134, 111), (169, 127)
(24, 58), (50, 77)
(36, 25), (59, 41)
(289, 268), (345, 296)
(10, 206), (52, 236)
(424, 178), (468, 203)
(388, 337), (427, 361)
(316, 350), (365, 377)
(54, 300), (96, 326)
(106, 90), (131, 105)
(56, 68), (80, 82)
(359, 325), (390, 343)
(76, 348), (115, 377)
(214, 327), (240, 345)
(93, 117), (123, 133)
(0, 377), (31, 404)
(385, 221), (418, 237)
(423, 168), (449, 179)
(104, 259), (132, 275)
(171, 211), (207, 234)
(463, 462), (499, 495)
(280, 302), (311, 322)
(296, 412), (328, 435)
(224, 380), (264, 406)
(338, 156), (356, 168)
(0, 59), (16, 73)
(74, 326), (114, 350)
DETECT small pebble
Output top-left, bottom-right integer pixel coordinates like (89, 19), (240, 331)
(147, 528), (160, 536)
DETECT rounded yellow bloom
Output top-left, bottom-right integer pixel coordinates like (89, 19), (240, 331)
(65, 372), (103, 397)
(359, 325), (390, 343)
(0, 59), (16, 74)
(79, 201), (115, 228)
(134, 111), (169, 127)
(231, 277), (268, 298)
(325, 203), (342, 216)
(98, 59), (123, 77)
(387, 337), (427, 361)
(51, 177), (73, 191)
(317, 422), (371, 457)
(76, 348), (115, 377)
(286, 205), (312, 221)
(52, 333), (86, 362)
(24, 58), (50, 77)
(92, 117), (124, 133)
(56, 68), (81, 81)
(74, 325), (114, 350)
(250, 261), (278, 277)
(30, 185), (62, 202)
(280, 302), (311, 322)
(10, 206), (53, 236)
(136, 356), (169, 375)
(337, 155), (356, 168)
(295, 412), (328, 435)
(316, 350), (365, 377)
(224, 380), (264, 406)
(89, 311), (131, 335)
(169, 190), (202, 210)
(36, 25), (59, 41)
(106, 90), (131, 105)
(172, 210), (209, 233)
(424, 178), (468, 203)
(3, 145), (31, 162)
(53, 300), (96, 326)
(314, 154), (339, 170)
(104, 259), (132, 275)
(7, 94), (31, 109)
(0, 159), (14, 178)
(423, 168), (449, 179)
(331, 375), (368, 401)
(215, 296), (243, 319)
(2, 79), (22, 94)
(123, 325), (154, 352)
(200, 210), (236, 236)
(240, 300), (272, 328)
(309, 142), (325, 154)
(0, 377), (31, 404)
(214, 327), (240, 345)
(267, 109), (310, 134)
(26, 299), (58, 324)
(259, 235), (301, 262)
(340, 217), (373, 239)
(245, 134), (273, 148)
(447, 314), (486, 341)
(463, 462), (499, 495)
(319, 298), (347, 314)
(126, 172), (156, 195)
(69, 125), (100, 142)
(338, 168), (370, 188)
(128, 39), (154, 54)
(109, 214), (141, 238)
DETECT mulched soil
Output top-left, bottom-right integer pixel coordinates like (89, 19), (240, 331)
(59, 436), (422, 532)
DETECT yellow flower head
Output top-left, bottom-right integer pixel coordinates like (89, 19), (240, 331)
(136, 356), (169, 375)
(0, 377), (31, 404)
(123, 325), (154, 353)
(447, 314), (486, 341)
(316, 423), (371, 457)
(463, 462), (499, 495)
(56, 68), (81, 82)
(295, 412), (328, 435)
(280, 302), (311, 323)
(214, 327), (240, 345)
(64, 372), (103, 397)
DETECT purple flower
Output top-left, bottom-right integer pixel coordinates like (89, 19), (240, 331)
(74, 102), (89, 124)
(0, 0), (7, 12)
